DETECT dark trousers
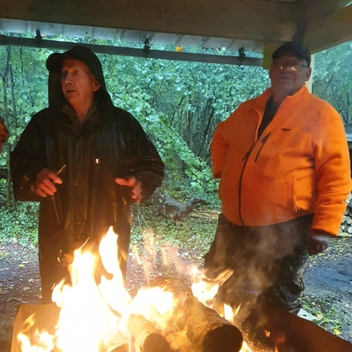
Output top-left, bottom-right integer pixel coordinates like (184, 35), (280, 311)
(204, 213), (312, 315)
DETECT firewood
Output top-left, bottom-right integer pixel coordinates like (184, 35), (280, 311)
(164, 330), (199, 352)
(110, 344), (129, 352)
(190, 210), (219, 220)
(127, 313), (170, 352)
(148, 276), (243, 352)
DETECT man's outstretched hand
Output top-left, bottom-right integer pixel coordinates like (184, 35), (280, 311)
(33, 168), (63, 197)
(308, 230), (332, 255)
(115, 176), (142, 203)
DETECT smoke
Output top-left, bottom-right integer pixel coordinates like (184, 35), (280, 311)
(204, 215), (311, 328)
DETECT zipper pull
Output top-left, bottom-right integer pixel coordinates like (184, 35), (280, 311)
(261, 133), (270, 144)
(242, 147), (253, 161)
(255, 132), (271, 161)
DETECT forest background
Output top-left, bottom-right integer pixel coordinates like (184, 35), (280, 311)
(0, 34), (351, 343)
(1, 36), (351, 243)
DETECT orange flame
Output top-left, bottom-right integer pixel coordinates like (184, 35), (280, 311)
(16, 227), (253, 352)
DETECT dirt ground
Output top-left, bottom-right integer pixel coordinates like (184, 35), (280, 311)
(1, 234), (352, 352)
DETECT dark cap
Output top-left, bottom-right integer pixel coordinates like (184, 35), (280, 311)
(272, 41), (311, 67)
(46, 45), (106, 90)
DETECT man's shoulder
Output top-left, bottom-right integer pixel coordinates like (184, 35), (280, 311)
(101, 103), (133, 119)
(306, 92), (339, 115)
(239, 89), (270, 109)
(28, 108), (66, 128)
(309, 92), (333, 106)
(228, 91), (267, 117)
(32, 107), (58, 118)
(104, 105), (140, 127)
(30, 107), (53, 121)
(111, 106), (134, 118)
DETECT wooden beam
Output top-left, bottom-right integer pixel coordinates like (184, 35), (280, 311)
(0, 35), (263, 66)
(2, 0), (350, 57)
(305, 0), (351, 21)
(0, 0), (305, 47)
(304, 5), (352, 53)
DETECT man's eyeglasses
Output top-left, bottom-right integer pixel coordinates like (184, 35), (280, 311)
(273, 60), (309, 72)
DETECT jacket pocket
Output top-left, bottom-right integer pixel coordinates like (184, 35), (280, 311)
(292, 174), (317, 213)
(241, 175), (294, 224)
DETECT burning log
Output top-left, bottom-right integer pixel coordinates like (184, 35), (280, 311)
(148, 276), (243, 352)
(111, 344), (129, 352)
(163, 331), (198, 352)
(127, 313), (170, 352)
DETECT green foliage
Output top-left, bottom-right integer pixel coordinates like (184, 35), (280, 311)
(0, 184), (39, 245)
(313, 41), (352, 124)
(0, 204), (39, 244)
(130, 203), (217, 261)
(0, 34), (351, 245)
(100, 49), (269, 162)
(301, 301), (343, 337)
(98, 44), (268, 196)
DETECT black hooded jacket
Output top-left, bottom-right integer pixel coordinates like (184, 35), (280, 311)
(10, 47), (164, 257)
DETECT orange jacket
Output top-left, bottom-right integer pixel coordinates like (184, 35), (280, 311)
(211, 85), (351, 235)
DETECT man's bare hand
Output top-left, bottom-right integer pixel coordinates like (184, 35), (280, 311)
(115, 176), (142, 203)
(308, 230), (332, 255)
(33, 168), (63, 197)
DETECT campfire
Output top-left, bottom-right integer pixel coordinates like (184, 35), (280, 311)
(11, 227), (352, 352)
(11, 227), (247, 352)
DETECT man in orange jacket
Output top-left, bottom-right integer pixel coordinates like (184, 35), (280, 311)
(204, 42), (351, 320)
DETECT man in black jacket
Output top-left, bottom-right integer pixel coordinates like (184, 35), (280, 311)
(10, 45), (165, 303)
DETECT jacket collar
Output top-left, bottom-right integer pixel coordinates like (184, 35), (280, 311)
(62, 101), (98, 125)
(253, 84), (310, 110)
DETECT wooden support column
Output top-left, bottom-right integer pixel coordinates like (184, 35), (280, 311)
(306, 53), (315, 93)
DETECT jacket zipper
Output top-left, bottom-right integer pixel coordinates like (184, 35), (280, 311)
(255, 132), (271, 161)
(238, 132), (271, 224)
(238, 145), (253, 225)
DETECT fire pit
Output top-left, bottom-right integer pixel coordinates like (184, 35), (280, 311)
(10, 227), (352, 352)
(10, 228), (244, 352)
(10, 280), (244, 352)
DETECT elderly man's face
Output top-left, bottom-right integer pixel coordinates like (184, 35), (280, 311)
(61, 59), (100, 111)
(269, 55), (311, 96)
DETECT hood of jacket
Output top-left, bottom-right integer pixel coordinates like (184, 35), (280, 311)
(46, 45), (112, 109)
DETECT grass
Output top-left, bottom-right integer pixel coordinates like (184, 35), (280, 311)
(0, 202), (39, 245)
(130, 202), (218, 261)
